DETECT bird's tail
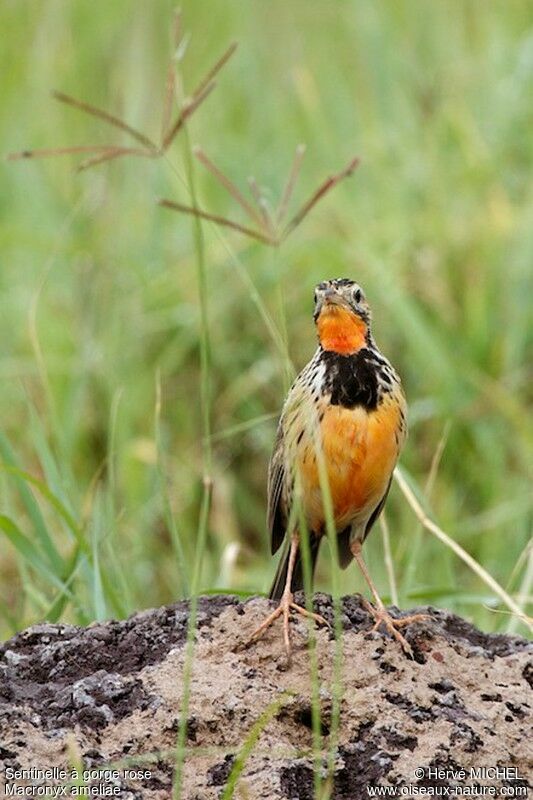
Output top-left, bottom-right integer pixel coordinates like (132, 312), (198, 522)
(269, 537), (321, 600)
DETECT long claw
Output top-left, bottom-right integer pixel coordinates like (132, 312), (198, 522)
(290, 602), (329, 629)
(392, 613), (430, 629)
(361, 598), (428, 657)
(246, 604), (284, 644)
(245, 593), (328, 664)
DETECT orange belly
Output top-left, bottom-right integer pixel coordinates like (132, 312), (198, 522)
(297, 397), (402, 533)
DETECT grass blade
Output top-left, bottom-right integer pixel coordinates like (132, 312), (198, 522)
(0, 514), (74, 600)
(220, 693), (293, 800)
(45, 543), (84, 623)
(0, 434), (64, 573)
(0, 464), (87, 553)
(90, 492), (107, 622)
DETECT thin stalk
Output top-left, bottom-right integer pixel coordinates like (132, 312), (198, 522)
(172, 118), (214, 800)
(77, 147), (153, 172)
(311, 417), (343, 791)
(209, 412), (278, 443)
(27, 199), (85, 464)
(248, 176), (276, 238)
(401, 422), (450, 598)
(90, 491), (107, 622)
(394, 467), (531, 632)
(106, 387), (133, 614)
(276, 143), (306, 224)
(7, 145), (119, 161)
(380, 513), (398, 607)
(281, 156), (359, 240)
(296, 487), (323, 800)
(51, 90), (156, 149)
(160, 9), (181, 142)
(192, 41), (238, 100)
(506, 543), (533, 634)
(159, 198), (273, 245)
(159, 160), (290, 368)
(155, 372), (189, 595)
(275, 282), (295, 393)
(504, 538), (531, 598)
(161, 81), (216, 152)
(218, 243), (288, 358)
(194, 147), (264, 227)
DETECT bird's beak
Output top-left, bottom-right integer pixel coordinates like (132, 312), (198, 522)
(314, 287), (351, 322)
(322, 288), (346, 309)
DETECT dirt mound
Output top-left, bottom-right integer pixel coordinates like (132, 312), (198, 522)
(0, 595), (531, 798)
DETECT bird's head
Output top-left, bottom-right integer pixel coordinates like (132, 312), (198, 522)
(313, 278), (371, 355)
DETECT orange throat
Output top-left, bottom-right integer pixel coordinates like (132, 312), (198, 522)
(317, 305), (368, 354)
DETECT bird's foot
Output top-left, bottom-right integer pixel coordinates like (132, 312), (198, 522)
(246, 592), (329, 664)
(361, 597), (429, 657)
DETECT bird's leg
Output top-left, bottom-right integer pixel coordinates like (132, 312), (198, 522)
(351, 539), (429, 657)
(246, 535), (328, 662)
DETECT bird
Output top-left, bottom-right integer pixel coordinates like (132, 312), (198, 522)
(247, 278), (427, 661)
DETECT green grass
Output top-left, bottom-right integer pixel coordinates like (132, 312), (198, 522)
(1, 0), (532, 649)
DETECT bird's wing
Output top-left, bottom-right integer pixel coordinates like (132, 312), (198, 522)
(362, 476), (392, 542)
(336, 526), (353, 569)
(267, 422), (287, 555)
(267, 357), (320, 555)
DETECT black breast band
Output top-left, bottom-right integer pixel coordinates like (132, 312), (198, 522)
(321, 348), (380, 411)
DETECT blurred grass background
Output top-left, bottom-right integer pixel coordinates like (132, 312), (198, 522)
(0, 0), (531, 640)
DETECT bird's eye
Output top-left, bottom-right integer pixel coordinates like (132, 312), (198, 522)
(353, 288), (362, 303)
